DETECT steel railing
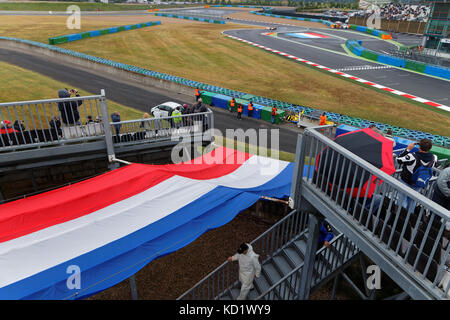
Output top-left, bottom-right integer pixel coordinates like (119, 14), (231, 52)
(0, 94), (105, 151)
(0, 92), (214, 153)
(177, 209), (310, 300)
(109, 110), (214, 145)
(299, 127), (450, 299)
(256, 233), (359, 300)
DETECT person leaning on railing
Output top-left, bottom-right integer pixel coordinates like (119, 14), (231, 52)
(396, 139), (438, 210)
(57, 88), (82, 126)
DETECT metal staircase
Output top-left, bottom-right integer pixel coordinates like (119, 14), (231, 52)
(178, 126), (449, 300)
(177, 209), (360, 300)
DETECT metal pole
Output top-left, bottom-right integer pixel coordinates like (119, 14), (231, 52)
(297, 212), (321, 300)
(129, 275), (138, 300)
(289, 133), (306, 210)
(98, 89), (118, 170)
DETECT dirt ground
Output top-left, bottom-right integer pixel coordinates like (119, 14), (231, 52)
(88, 206), (349, 300)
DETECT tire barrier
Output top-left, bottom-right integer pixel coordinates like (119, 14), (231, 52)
(48, 21), (162, 45)
(154, 13), (225, 24)
(1, 36), (448, 148)
(335, 124), (450, 162)
(346, 40), (450, 80)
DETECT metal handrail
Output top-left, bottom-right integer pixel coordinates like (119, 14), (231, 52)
(299, 127), (450, 299)
(176, 209), (309, 300)
(255, 232), (359, 300)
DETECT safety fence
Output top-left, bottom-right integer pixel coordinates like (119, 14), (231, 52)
(1, 36), (448, 148)
(108, 110), (213, 145)
(48, 21), (161, 45)
(298, 127), (450, 299)
(0, 91), (213, 154)
(154, 12), (225, 24)
(0, 94), (106, 151)
(346, 40), (450, 80)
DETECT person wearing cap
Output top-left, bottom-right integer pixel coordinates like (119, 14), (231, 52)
(227, 242), (261, 300)
(57, 88), (82, 126)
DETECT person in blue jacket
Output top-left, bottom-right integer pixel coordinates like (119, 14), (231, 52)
(318, 220), (334, 248)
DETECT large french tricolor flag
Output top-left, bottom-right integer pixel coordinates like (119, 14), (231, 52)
(0, 147), (293, 300)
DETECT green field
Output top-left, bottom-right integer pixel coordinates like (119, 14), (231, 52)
(59, 23), (450, 136)
(0, 61), (143, 123)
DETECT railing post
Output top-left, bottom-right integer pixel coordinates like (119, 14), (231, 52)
(289, 133), (307, 210)
(129, 275), (138, 300)
(297, 212), (321, 300)
(98, 89), (118, 170)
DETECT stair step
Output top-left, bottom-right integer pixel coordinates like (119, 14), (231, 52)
(263, 263), (282, 285)
(229, 287), (240, 300)
(294, 238), (308, 256)
(254, 272), (271, 296)
(284, 245), (304, 267)
(273, 255), (294, 277)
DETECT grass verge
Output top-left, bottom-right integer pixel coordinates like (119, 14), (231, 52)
(58, 22), (449, 136)
(0, 61), (143, 125)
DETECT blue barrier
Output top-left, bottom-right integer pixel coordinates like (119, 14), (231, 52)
(211, 94), (230, 109)
(90, 30), (101, 37)
(377, 55), (405, 67)
(356, 26), (367, 32)
(251, 104), (264, 119)
(67, 34), (82, 42)
(424, 65), (450, 80)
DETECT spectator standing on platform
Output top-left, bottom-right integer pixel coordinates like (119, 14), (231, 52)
(237, 104), (243, 120)
(368, 124), (384, 135)
(432, 165), (450, 210)
(227, 243), (261, 300)
(85, 115), (94, 124)
(49, 116), (61, 131)
(111, 112), (121, 136)
(57, 88), (82, 126)
(13, 120), (25, 132)
(397, 139), (437, 210)
(385, 128), (397, 148)
(0, 120), (17, 134)
(248, 101), (254, 118)
(172, 107), (182, 129)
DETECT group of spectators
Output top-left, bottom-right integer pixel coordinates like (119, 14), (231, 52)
(351, 2), (431, 22)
